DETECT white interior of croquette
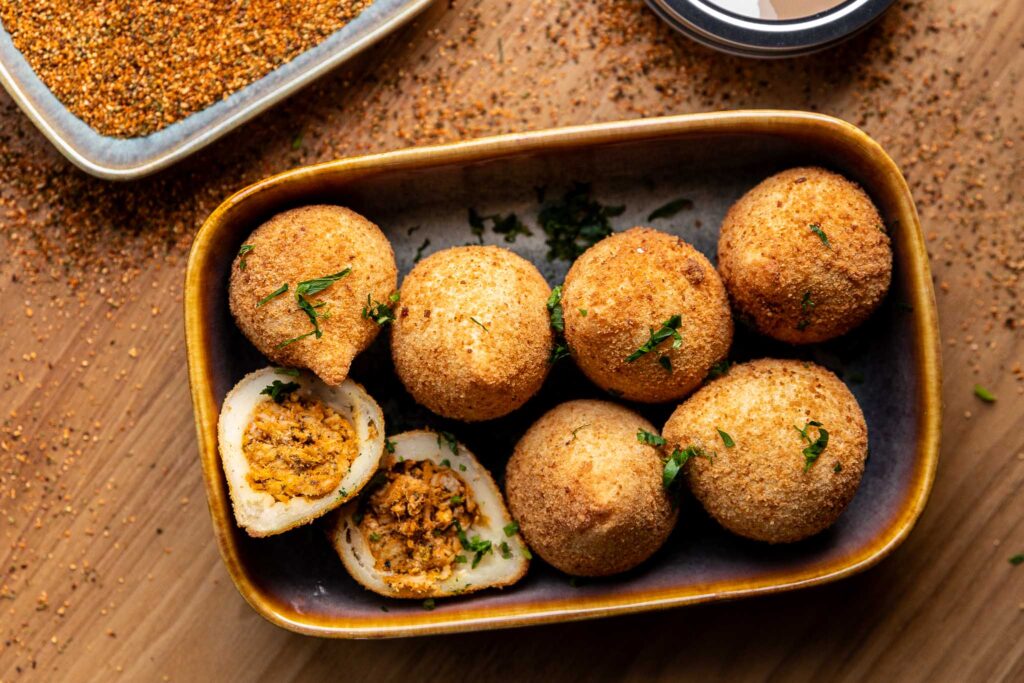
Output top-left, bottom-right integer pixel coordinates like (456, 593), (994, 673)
(218, 367), (384, 537)
(332, 430), (528, 598)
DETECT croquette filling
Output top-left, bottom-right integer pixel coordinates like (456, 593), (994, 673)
(359, 460), (479, 579)
(242, 394), (357, 503)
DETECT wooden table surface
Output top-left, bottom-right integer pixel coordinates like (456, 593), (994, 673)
(1, 1), (1022, 681)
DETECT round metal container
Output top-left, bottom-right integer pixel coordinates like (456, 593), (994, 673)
(647, 0), (897, 58)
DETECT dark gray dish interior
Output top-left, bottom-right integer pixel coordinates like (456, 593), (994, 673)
(201, 131), (922, 621)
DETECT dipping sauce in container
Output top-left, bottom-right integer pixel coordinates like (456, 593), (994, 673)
(647, 0), (897, 57)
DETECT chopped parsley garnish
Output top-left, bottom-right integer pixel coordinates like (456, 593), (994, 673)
(538, 182), (623, 262)
(363, 292), (400, 326)
(520, 545), (533, 560)
(237, 244), (254, 270)
(296, 269), (351, 299)
(503, 521), (519, 537)
(973, 384), (996, 403)
(717, 429), (735, 448)
(468, 208), (487, 243)
(662, 445), (712, 490)
(834, 462), (843, 473)
(491, 213), (532, 243)
(440, 459), (451, 468)
(637, 429), (666, 447)
(369, 532), (381, 542)
(469, 317), (489, 332)
(570, 423), (590, 441)
(546, 286), (565, 332)
(291, 133), (303, 150)
(801, 291), (815, 311)
(276, 268), (352, 345)
(437, 431), (459, 455)
(579, 308), (588, 317)
(550, 343), (571, 364)
(450, 494), (464, 505)
(454, 555), (467, 564)
(454, 520), (492, 568)
(795, 420), (829, 471)
(626, 314), (682, 363)
(458, 464), (467, 472)
(1010, 554), (1024, 566)
(809, 223), (831, 248)
(708, 360), (730, 379)
(274, 367), (300, 376)
(275, 330), (317, 349)
(422, 598), (436, 611)
(658, 355), (672, 373)
(257, 283), (288, 307)
(499, 541), (513, 559)
(414, 238), (431, 262)
(647, 197), (693, 221)
(259, 380), (300, 403)
(384, 438), (396, 454)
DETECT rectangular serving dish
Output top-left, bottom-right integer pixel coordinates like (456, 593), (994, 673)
(185, 111), (941, 638)
(0, 0), (432, 180)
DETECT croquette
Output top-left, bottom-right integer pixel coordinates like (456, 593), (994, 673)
(505, 400), (677, 576)
(228, 205), (398, 385)
(561, 227), (733, 403)
(661, 359), (868, 543)
(717, 167), (892, 344)
(391, 246), (554, 422)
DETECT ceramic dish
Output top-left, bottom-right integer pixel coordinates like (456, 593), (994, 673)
(0, 0), (432, 180)
(184, 111), (940, 638)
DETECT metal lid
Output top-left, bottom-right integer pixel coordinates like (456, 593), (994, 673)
(647, 0), (897, 58)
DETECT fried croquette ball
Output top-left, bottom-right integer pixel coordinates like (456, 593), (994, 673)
(560, 227), (733, 403)
(662, 359), (868, 543)
(391, 246), (554, 422)
(717, 167), (892, 344)
(505, 400), (677, 576)
(229, 205), (397, 385)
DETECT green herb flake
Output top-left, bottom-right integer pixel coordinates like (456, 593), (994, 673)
(579, 308), (588, 317)
(363, 292), (399, 326)
(795, 420), (829, 471)
(1009, 554), (1024, 566)
(296, 269), (351, 299)
(717, 429), (735, 448)
(658, 355), (672, 373)
(458, 464), (467, 472)
(369, 532), (381, 542)
(291, 133), (303, 150)
(454, 555), (467, 564)
(520, 545), (533, 560)
(538, 182), (623, 262)
(637, 429), (666, 447)
(384, 439), (396, 454)
(467, 208), (487, 244)
(469, 316), (489, 332)
(237, 244), (255, 270)
(499, 541), (513, 559)
(440, 459), (451, 468)
(647, 197), (693, 221)
(450, 494), (464, 505)
(626, 314), (682, 363)
(546, 286), (565, 332)
(662, 445), (712, 490)
(809, 223), (831, 248)
(257, 283), (288, 307)
(414, 238), (431, 262)
(490, 212), (532, 243)
(274, 367), (300, 377)
(275, 330), (317, 349)
(708, 360), (730, 379)
(801, 291), (815, 311)
(550, 343), (571, 364)
(437, 431), (459, 455)
(974, 384), (996, 403)
(834, 462), (843, 473)
(260, 380), (300, 403)
(503, 521), (520, 537)
(422, 598), (436, 611)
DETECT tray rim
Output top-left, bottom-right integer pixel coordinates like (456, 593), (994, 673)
(0, 0), (433, 181)
(184, 110), (941, 638)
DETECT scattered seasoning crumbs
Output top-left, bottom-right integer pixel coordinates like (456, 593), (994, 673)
(237, 244), (254, 270)
(260, 380), (300, 403)
(626, 314), (682, 362)
(809, 223), (831, 248)
(637, 429), (666, 447)
(647, 197), (693, 221)
(974, 385), (996, 403)
(257, 283), (288, 307)
(717, 429), (735, 448)
(437, 431), (459, 455)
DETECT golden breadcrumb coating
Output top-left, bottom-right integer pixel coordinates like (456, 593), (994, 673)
(718, 167), (892, 344)
(391, 246), (554, 422)
(505, 400), (677, 576)
(561, 227), (733, 403)
(662, 359), (868, 543)
(228, 205), (397, 385)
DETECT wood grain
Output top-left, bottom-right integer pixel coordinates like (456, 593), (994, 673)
(1, 0), (1022, 681)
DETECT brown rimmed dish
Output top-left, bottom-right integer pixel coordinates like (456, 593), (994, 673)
(184, 111), (940, 638)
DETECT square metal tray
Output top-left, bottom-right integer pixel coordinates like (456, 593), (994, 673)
(185, 111), (940, 637)
(0, 0), (432, 180)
